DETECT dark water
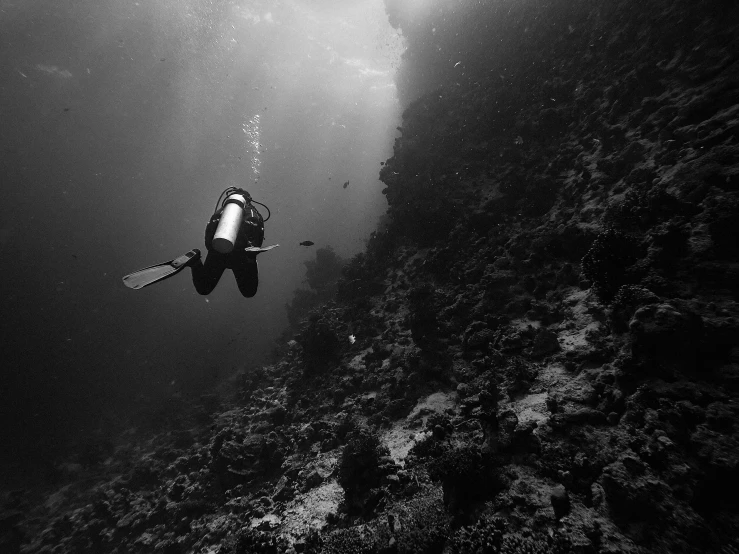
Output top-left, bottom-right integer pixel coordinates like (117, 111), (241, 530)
(0, 0), (402, 484)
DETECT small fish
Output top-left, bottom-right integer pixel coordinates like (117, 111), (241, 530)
(454, 61), (461, 67)
(343, 180), (349, 189)
(299, 241), (314, 246)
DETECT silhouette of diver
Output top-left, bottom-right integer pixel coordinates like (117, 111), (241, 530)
(122, 187), (276, 294)
(189, 187), (270, 297)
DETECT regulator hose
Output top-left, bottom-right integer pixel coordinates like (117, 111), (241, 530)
(251, 199), (271, 222)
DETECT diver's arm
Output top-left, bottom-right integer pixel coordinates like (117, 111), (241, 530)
(241, 204), (265, 247)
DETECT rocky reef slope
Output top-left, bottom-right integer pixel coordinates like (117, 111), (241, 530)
(3, 0), (739, 552)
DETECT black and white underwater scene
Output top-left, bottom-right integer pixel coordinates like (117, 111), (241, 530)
(2, 0), (739, 551)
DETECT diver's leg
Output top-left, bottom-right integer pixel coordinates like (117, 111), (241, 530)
(191, 251), (227, 295)
(233, 254), (259, 298)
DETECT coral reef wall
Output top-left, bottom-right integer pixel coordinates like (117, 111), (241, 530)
(4, 0), (739, 553)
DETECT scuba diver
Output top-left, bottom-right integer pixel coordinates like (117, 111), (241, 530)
(123, 187), (278, 296)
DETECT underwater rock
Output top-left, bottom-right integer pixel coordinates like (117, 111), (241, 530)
(629, 303), (703, 373)
(550, 484), (570, 520)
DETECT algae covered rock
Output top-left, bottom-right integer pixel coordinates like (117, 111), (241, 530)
(629, 303), (703, 372)
(338, 427), (391, 515)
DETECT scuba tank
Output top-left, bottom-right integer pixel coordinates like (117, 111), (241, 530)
(210, 187), (271, 254)
(212, 193), (247, 253)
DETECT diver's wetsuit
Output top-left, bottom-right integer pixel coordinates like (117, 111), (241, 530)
(191, 203), (265, 297)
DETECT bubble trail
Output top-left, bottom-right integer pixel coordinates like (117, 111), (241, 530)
(243, 113), (261, 182)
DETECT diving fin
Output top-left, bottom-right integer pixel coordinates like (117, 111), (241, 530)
(122, 249), (200, 290)
(243, 244), (279, 254)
